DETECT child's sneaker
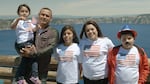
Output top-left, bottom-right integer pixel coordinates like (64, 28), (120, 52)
(17, 79), (27, 84)
(30, 76), (41, 84)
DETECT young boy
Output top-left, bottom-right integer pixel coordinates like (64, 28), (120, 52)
(108, 25), (149, 84)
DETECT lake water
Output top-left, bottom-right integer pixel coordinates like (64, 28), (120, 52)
(0, 23), (150, 57)
(0, 23), (150, 84)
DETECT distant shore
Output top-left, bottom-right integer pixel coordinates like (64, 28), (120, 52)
(0, 14), (150, 30)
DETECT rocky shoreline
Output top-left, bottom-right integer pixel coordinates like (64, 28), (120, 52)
(0, 14), (150, 30)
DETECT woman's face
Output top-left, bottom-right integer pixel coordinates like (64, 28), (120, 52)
(121, 34), (135, 49)
(85, 24), (98, 41)
(18, 6), (30, 19)
(63, 29), (73, 46)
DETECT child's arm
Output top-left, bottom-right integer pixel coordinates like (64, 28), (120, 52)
(25, 24), (41, 32)
(10, 18), (20, 29)
(10, 17), (25, 29)
(32, 24), (41, 32)
(31, 16), (39, 32)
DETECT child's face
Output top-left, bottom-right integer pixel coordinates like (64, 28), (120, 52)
(63, 29), (73, 46)
(85, 24), (98, 41)
(120, 34), (135, 49)
(18, 6), (30, 19)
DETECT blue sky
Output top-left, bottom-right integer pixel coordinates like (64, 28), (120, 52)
(0, 0), (150, 16)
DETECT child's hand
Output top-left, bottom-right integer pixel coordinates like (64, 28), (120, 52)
(37, 24), (41, 29)
(31, 16), (37, 25)
(19, 16), (26, 20)
(25, 27), (33, 32)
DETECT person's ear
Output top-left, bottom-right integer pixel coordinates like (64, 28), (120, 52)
(50, 17), (53, 22)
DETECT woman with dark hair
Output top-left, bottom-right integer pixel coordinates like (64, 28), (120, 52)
(79, 20), (114, 84)
(54, 25), (80, 84)
(80, 20), (103, 39)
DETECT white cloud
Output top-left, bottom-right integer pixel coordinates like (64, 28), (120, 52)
(53, 0), (150, 16)
(0, 0), (150, 16)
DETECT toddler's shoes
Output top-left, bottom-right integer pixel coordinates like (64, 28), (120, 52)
(30, 76), (41, 84)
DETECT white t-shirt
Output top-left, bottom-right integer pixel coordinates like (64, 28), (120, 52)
(54, 43), (80, 84)
(79, 37), (114, 80)
(15, 19), (36, 43)
(115, 46), (140, 84)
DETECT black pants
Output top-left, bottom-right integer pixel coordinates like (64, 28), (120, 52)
(14, 40), (38, 81)
(15, 57), (38, 80)
(57, 82), (79, 84)
(83, 76), (108, 84)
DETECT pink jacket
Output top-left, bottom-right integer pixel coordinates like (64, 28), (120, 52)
(108, 45), (149, 84)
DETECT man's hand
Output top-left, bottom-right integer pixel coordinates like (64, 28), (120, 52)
(20, 45), (37, 57)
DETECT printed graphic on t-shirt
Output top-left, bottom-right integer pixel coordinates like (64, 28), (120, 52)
(83, 45), (100, 57)
(23, 21), (35, 32)
(59, 51), (74, 62)
(117, 53), (136, 67)
(23, 22), (29, 28)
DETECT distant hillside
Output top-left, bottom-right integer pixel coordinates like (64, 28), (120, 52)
(0, 19), (12, 30)
(0, 14), (150, 30)
(52, 14), (150, 24)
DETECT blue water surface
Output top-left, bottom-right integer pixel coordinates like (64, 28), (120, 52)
(0, 80), (3, 84)
(0, 23), (150, 57)
(0, 23), (150, 84)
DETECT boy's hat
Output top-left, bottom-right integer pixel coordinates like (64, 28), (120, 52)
(117, 25), (137, 39)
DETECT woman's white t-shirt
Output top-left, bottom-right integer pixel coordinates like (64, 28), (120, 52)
(79, 37), (114, 80)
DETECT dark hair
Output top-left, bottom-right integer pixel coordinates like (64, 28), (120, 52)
(120, 31), (134, 38)
(39, 7), (52, 17)
(80, 20), (103, 39)
(59, 25), (79, 44)
(17, 4), (31, 15)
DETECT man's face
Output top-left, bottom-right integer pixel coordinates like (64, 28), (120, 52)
(38, 9), (52, 26)
(120, 34), (135, 49)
